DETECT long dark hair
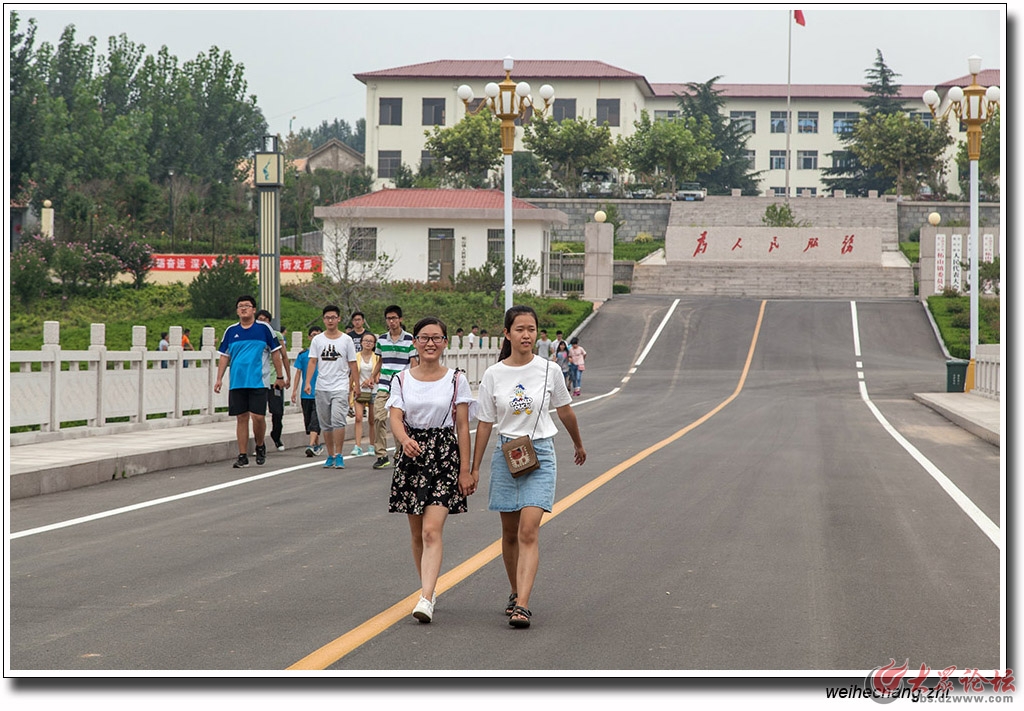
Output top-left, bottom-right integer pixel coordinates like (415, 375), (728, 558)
(498, 305), (539, 361)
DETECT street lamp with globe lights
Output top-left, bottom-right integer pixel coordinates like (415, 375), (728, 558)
(923, 55), (1000, 392)
(458, 57), (554, 311)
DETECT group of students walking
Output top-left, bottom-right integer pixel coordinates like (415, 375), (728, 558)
(215, 297), (587, 629)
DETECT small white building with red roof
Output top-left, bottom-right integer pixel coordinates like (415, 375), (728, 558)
(314, 188), (568, 293)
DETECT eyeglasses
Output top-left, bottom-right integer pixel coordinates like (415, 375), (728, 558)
(385, 316), (401, 321)
(415, 335), (446, 344)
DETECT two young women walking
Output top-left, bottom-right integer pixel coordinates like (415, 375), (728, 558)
(386, 305), (585, 628)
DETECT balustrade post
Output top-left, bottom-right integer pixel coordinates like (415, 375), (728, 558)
(42, 321), (61, 432)
(132, 325), (148, 424)
(168, 325), (183, 418)
(203, 326), (218, 415)
(90, 323), (107, 427)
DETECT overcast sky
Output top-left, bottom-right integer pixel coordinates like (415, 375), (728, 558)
(12, 3), (1006, 139)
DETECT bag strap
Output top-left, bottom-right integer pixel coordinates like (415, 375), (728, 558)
(530, 359), (550, 439)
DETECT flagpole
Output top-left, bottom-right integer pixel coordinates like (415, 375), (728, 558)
(785, 9), (792, 203)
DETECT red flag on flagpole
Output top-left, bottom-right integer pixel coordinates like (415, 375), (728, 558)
(794, 10), (806, 26)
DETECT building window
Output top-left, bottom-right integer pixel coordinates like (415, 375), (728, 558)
(833, 111), (859, 134)
(797, 111), (818, 134)
(596, 99), (620, 127)
(797, 150), (818, 170)
(743, 150), (756, 170)
(770, 111), (789, 134)
(654, 109), (680, 121)
(553, 98), (576, 122)
(771, 186), (788, 197)
(379, 98), (402, 126)
(487, 228), (516, 262)
(378, 150), (401, 179)
(770, 150), (788, 170)
(912, 111), (933, 129)
(730, 110), (756, 133)
(832, 150), (854, 169)
(348, 227), (377, 261)
(422, 98), (445, 126)
(420, 150), (434, 172)
(514, 105), (533, 127)
(798, 187), (818, 197)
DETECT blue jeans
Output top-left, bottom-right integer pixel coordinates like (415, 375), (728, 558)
(568, 364), (582, 390)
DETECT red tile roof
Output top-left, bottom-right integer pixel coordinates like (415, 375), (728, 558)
(936, 69), (1001, 89)
(650, 82), (935, 100)
(355, 59), (646, 81)
(331, 188), (541, 210)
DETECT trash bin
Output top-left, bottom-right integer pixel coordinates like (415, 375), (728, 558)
(946, 359), (969, 392)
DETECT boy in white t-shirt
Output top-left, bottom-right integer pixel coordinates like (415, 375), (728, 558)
(305, 304), (358, 469)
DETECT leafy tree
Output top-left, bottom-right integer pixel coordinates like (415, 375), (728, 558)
(618, 110), (719, 195)
(450, 256), (540, 309)
(852, 112), (953, 198)
(10, 235), (52, 307)
(762, 203), (810, 228)
(293, 117), (366, 156)
(822, 50), (907, 197)
(676, 77), (762, 195)
(423, 112), (502, 188)
(505, 151), (550, 196)
(522, 116), (617, 196)
(955, 108), (1000, 200)
(188, 256), (258, 319)
(9, 13), (45, 203)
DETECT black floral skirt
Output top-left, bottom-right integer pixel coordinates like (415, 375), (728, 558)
(389, 426), (467, 515)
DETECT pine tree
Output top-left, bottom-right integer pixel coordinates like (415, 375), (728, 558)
(821, 50), (906, 197)
(676, 76), (762, 195)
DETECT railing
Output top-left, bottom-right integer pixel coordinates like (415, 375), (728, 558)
(972, 344), (1000, 401)
(9, 322), (502, 439)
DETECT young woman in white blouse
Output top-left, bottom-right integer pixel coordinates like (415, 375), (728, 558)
(471, 305), (586, 629)
(386, 316), (475, 624)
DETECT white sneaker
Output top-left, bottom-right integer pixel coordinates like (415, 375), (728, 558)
(412, 595), (434, 623)
(367, 446), (376, 456)
(349, 445), (364, 457)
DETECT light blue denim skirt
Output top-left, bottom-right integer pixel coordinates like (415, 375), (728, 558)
(487, 435), (557, 513)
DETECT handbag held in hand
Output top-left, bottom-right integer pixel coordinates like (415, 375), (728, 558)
(500, 360), (549, 478)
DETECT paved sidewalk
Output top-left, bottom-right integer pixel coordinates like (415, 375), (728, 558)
(8, 391), (1000, 500)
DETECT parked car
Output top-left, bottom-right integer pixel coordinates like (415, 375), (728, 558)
(581, 168), (620, 198)
(675, 182), (707, 201)
(628, 185), (656, 199)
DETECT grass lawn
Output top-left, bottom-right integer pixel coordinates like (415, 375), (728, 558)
(926, 293), (1000, 360)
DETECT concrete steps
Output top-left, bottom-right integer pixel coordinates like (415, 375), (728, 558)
(631, 262), (914, 299)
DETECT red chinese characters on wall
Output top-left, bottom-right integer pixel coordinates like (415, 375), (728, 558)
(151, 255), (322, 272)
(693, 231), (709, 257)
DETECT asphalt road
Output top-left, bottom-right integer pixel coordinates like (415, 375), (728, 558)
(9, 296), (1002, 673)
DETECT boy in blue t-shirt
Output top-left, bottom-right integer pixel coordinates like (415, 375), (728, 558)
(214, 295), (285, 468)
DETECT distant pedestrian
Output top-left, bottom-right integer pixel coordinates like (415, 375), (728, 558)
(305, 304), (358, 469)
(181, 328), (194, 368)
(471, 305), (585, 629)
(480, 329), (489, 347)
(535, 329), (553, 359)
(214, 295), (286, 468)
(552, 330), (566, 353)
(552, 339), (571, 390)
(291, 326), (324, 457)
(350, 332), (379, 458)
(257, 309), (290, 452)
(386, 316), (475, 624)
(568, 336), (587, 396)
(159, 332), (169, 368)
(370, 305), (419, 470)
(346, 310), (370, 417)
(467, 325), (480, 349)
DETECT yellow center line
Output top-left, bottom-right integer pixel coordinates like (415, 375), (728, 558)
(288, 300), (767, 670)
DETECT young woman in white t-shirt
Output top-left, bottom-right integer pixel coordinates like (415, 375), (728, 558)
(471, 305), (586, 629)
(386, 316), (475, 624)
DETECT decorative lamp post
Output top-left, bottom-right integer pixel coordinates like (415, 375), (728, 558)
(253, 135), (285, 330)
(923, 55), (1000, 392)
(458, 56), (554, 311)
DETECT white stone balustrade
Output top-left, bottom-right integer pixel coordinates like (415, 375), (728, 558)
(972, 344), (1001, 401)
(9, 323), (502, 439)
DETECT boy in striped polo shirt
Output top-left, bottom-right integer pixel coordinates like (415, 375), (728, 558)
(371, 305), (418, 470)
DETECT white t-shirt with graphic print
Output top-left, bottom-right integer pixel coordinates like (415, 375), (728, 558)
(476, 355), (572, 439)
